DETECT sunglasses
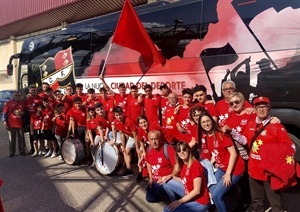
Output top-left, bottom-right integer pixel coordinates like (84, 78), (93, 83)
(229, 100), (241, 106)
(177, 147), (187, 153)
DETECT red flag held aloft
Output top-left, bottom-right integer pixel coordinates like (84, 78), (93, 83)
(112, 0), (166, 68)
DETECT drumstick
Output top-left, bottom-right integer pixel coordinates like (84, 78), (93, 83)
(101, 142), (104, 166)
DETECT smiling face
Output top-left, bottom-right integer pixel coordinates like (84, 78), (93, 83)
(200, 115), (214, 133)
(114, 112), (124, 122)
(176, 143), (190, 162)
(138, 118), (149, 130)
(222, 82), (236, 100)
(229, 95), (244, 113)
(255, 104), (270, 121)
(130, 88), (138, 98)
(95, 106), (105, 117)
(182, 93), (192, 106)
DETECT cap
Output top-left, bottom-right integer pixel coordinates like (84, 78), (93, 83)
(159, 83), (168, 90)
(253, 96), (270, 105)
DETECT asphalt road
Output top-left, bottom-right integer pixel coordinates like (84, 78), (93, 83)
(0, 122), (299, 212)
(0, 122), (164, 212)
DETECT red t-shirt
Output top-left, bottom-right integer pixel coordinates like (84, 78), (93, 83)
(112, 117), (137, 137)
(225, 112), (256, 135)
(126, 95), (143, 125)
(86, 117), (101, 136)
(160, 96), (169, 126)
(30, 113), (43, 130)
(175, 106), (191, 131)
(69, 107), (87, 126)
(54, 113), (68, 137)
(96, 114), (112, 132)
(84, 97), (99, 108)
(243, 121), (294, 181)
(143, 94), (161, 125)
(113, 93), (128, 113)
(205, 131), (245, 176)
(137, 124), (173, 144)
(145, 144), (176, 181)
(195, 102), (218, 118)
(26, 95), (42, 116)
(42, 106), (54, 130)
(3, 100), (26, 128)
(216, 99), (252, 127)
(199, 137), (212, 160)
(72, 93), (87, 102)
(180, 160), (210, 205)
(63, 95), (74, 109)
(163, 104), (177, 129)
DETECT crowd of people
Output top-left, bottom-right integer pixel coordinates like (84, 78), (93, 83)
(2, 77), (299, 212)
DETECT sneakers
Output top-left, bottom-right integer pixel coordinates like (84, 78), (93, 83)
(32, 152), (38, 157)
(44, 150), (52, 157)
(51, 151), (57, 158)
(120, 169), (134, 177)
(20, 152), (26, 156)
(136, 172), (143, 183)
(58, 155), (63, 160)
(39, 150), (47, 157)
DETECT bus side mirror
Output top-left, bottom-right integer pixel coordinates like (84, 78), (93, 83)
(7, 64), (13, 76)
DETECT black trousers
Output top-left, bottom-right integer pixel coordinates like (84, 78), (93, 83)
(249, 177), (282, 212)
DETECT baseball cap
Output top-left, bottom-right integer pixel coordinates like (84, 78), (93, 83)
(159, 83), (168, 90)
(253, 96), (270, 105)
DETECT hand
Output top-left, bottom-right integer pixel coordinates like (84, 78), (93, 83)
(99, 75), (104, 80)
(4, 122), (10, 130)
(167, 200), (182, 211)
(221, 125), (231, 133)
(158, 175), (172, 184)
(270, 116), (281, 124)
(177, 126), (186, 133)
(109, 140), (116, 146)
(148, 178), (153, 188)
(245, 107), (255, 114)
(223, 173), (232, 187)
(137, 95), (143, 103)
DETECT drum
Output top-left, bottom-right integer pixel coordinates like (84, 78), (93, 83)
(62, 138), (85, 165)
(95, 142), (123, 175)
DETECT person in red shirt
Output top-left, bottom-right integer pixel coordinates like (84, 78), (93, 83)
(192, 84), (218, 122)
(145, 130), (177, 203)
(216, 81), (253, 127)
(136, 115), (173, 182)
(41, 97), (57, 157)
(143, 84), (161, 125)
(94, 102), (111, 141)
(99, 75), (128, 114)
(2, 91), (26, 157)
(98, 87), (115, 122)
(30, 105), (44, 157)
(61, 85), (74, 109)
(26, 84), (43, 154)
(163, 141), (210, 212)
(38, 82), (50, 98)
(176, 88), (194, 134)
(126, 85), (143, 126)
(159, 83), (172, 126)
(163, 92), (179, 130)
(52, 103), (69, 159)
(72, 83), (87, 102)
(198, 111), (245, 212)
(83, 88), (98, 108)
(68, 97), (87, 141)
(241, 97), (295, 212)
(53, 89), (73, 111)
(44, 87), (56, 108)
(111, 106), (137, 177)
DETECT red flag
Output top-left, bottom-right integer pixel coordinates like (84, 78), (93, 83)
(112, 0), (166, 68)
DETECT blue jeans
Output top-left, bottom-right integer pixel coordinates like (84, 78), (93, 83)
(163, 179), (210, 212)
(209, 168), (242, 212)
(146, 181), (173, 203)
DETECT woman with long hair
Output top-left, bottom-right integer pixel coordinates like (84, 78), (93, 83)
(163, 142), (210, 212)
(198, 111), (245, 212)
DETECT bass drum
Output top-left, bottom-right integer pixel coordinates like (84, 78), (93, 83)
(62, 138), (85, 165)
(95, 142), (123, 175)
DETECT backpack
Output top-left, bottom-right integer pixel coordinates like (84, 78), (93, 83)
(147, 143), (170, 161)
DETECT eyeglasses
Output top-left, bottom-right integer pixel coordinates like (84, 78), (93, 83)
(255, 105), (269, 110)
(222, 87), (235, 91)
(229, 100), (241, 106)
(177, 147), (187, 153)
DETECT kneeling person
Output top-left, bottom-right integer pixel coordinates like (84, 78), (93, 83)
(111, 106), (137, 177)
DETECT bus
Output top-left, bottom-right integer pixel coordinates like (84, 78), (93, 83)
(7, 0), (300, 143)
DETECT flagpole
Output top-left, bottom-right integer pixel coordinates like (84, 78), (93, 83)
(100, 42), (113, 77)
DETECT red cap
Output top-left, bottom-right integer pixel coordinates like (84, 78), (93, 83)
(253, 96), (270, 105)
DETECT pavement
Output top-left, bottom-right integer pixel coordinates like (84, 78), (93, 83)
(0, 122), (299, 212)
(0, 122), (165, 212)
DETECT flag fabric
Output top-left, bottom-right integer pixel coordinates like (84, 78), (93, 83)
(112, 0), (166, 68)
